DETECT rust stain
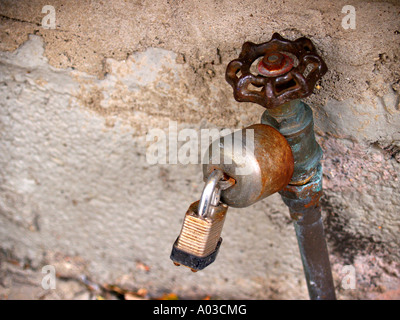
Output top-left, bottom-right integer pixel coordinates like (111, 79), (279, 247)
(226, 33), (327, 109)
(248, 123), (294, 200)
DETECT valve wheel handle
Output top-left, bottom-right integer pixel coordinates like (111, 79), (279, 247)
(226, 33), (327, 109)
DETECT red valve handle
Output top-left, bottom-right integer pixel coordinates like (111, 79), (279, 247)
(226, 33), (327, 109)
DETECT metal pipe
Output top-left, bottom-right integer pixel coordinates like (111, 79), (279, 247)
(294, 213), (336, 300)
(280, 165), (336, 300)
(262, 100), (336, 300)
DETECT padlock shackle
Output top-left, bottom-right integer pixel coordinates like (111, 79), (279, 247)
(198, 169), (223, 218)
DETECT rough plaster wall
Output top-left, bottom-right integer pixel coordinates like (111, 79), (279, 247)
(0, 0), (399, 299)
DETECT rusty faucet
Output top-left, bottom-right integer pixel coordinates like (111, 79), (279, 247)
(171, 33), (335, 300)
(225, 33), (335, 300)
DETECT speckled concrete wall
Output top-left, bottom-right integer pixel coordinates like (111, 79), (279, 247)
(0, 0), (399, 299)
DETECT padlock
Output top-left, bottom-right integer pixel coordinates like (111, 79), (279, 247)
(170, 169), (228, 272)
(203, 123), (294, 208)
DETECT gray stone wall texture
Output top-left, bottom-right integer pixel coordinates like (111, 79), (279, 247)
(0, 0), (399, 299)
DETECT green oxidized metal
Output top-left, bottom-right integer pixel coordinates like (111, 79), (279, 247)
(261, 99), (322, 185)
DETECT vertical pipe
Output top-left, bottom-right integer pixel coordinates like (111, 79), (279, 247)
(262, 101), (336, 299)
(280, 165), (336, 300)
(293, 207), (336, 300)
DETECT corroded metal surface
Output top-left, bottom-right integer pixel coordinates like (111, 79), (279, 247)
(258, 51), (294, 77)
(280, 165), (336, 300)
(203, 124), (294, 208)
(226, 33), (327, 109)
(261, 99), (322, 184)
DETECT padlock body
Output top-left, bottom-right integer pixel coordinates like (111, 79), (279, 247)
(171, 200), (227, 271)
(203, 124), (294, 208)
(176, 200), (227, 257)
